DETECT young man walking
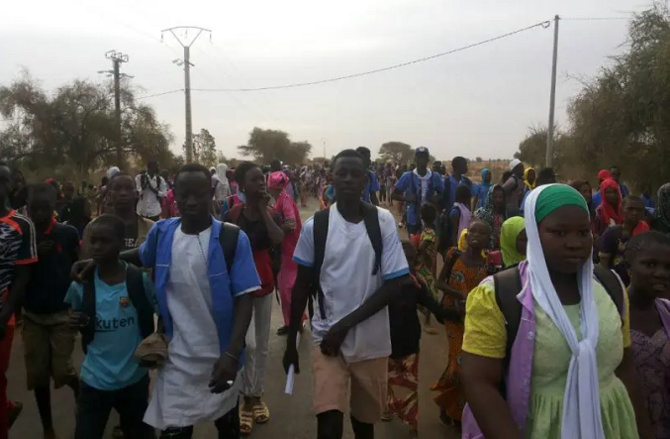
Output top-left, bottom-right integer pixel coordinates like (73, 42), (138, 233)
(24, 183), (80, 439)
(0, 162), (38, 439)
(284, 150), (410, 439)
(116, 163), (258, 438)
(81, 172), (154, 258)
(392, 147), (444, 234)
(136, 160), (168, 221)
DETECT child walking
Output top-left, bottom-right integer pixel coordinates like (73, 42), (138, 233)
(65, 215), (157, 439)
(24, 184), (80, 439)
(626, 231), (670, 439)
(432, 219), (495, 429)
(415, 204), (440, 334)
(384, 241), (461, 438)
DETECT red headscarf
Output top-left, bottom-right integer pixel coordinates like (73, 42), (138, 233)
(599, 178), (623, 225)
(597, 169), (611, 183)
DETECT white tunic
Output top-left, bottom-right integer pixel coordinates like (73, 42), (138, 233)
(144, 227), (242, 429)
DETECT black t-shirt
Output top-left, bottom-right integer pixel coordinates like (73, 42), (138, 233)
(24, 222), (79, 314)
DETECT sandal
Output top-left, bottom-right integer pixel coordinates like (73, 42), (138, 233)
(381, 410), (393, 422)
(252, 401), (270, 424)
(239, 407), (254, 435)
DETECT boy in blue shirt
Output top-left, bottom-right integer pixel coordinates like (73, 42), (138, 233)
(65, 214), (156, 439)
(393, 147), (445, 234)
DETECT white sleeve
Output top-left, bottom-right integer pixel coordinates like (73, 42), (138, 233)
(135, 174), (143, 193)
(292, 216), (315, 268)
(158, 178), (168, 198)
(378, 209), (409, 280)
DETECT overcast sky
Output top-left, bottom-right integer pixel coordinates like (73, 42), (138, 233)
(0, 0), (647, 161)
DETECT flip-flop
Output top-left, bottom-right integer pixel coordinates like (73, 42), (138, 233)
(240, 408), (254, 435)
(252, 402), (270, 424)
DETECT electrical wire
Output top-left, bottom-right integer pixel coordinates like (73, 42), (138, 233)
(136, 89), (183, 100)
(562, 17), (629, 21)
(191, 20), (551, 93)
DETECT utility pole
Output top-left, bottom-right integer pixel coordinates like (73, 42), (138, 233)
(546, 15), (560, 168)
(100, 50), (130, 166)
(161, 26), (211, 163)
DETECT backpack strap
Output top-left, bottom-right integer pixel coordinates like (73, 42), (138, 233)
(226, 203), (244, 225)
(312, 209), (330, 320)
(80, 274), (97, 354)
(361, 203), (383, 276)
(593, 265), (624, 317)
(125, 265), (155, 340)
(493, 266), (523, 365)
(219, 222), (240, 275)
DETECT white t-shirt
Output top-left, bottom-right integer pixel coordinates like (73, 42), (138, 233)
(136, 173), (168, 217)
(143, 227), (250, 429)
(293, 204), (409, 363)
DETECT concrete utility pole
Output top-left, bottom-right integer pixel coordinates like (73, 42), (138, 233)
(100, 50), (130, 166)
(546, 15), (560, 168)
(161, 26), (211, 163)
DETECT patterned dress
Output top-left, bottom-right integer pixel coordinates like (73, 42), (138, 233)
(431, 247), (493, 422)
(631, 301), (670, 439)
(416, 227), (438, 302)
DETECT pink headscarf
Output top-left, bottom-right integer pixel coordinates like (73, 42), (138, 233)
(268, 171), (290, 190)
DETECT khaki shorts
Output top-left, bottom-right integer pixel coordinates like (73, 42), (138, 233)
(311, 349), (388, 424)
(22, 310), (78, 390)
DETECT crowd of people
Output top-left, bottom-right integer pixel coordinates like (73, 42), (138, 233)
(0, 145), (668, 439)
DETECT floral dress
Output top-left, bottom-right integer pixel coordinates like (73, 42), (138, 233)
(431, 247), (493, 422)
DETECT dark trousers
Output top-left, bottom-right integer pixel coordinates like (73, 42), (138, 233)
(75, 375), (155, 439)
(159, 402), (240, 439)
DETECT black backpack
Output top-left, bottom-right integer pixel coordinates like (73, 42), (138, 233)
(309, 203), (383, 320)
(493, 265), (625, 374)
(80, 223), (240, 353)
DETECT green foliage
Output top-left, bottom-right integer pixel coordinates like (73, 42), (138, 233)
(378, 141), (413, 164)
(564, 2), (670, 188)
(0, 73), (179, 181)
(237, 127), (312, 164)
(192, 128), (218, 168)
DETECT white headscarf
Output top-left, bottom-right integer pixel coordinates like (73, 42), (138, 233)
(106, 166), (120, 179)
(524, 184), (604, 439)
(213, 163), (230, 202)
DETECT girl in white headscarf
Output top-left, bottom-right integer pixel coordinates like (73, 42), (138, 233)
(211, 163), (230, 201)
(460, 184), (652, 439)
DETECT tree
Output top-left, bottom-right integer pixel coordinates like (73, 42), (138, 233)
(0, 72), (178, 180)
(237, 127), (312, 164)
(378, 141), (413, 164)
(564, 2), (670, 189)
(192, 128), (217, 168)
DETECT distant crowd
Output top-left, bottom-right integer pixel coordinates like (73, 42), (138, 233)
(0, 145), (668, 439)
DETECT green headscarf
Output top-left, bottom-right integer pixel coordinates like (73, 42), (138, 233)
(534, 184), (588, 223)
(500, 216), (526, 267)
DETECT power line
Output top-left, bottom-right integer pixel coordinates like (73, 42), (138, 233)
(562, 17), (629, 21)
(192, 20), (551, 93)
(136, 89), (184, 100)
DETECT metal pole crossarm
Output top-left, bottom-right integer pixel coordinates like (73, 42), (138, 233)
(160, 26), (211, 162)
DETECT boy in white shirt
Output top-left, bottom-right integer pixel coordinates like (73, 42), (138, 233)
(284, 149), (410, 439)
